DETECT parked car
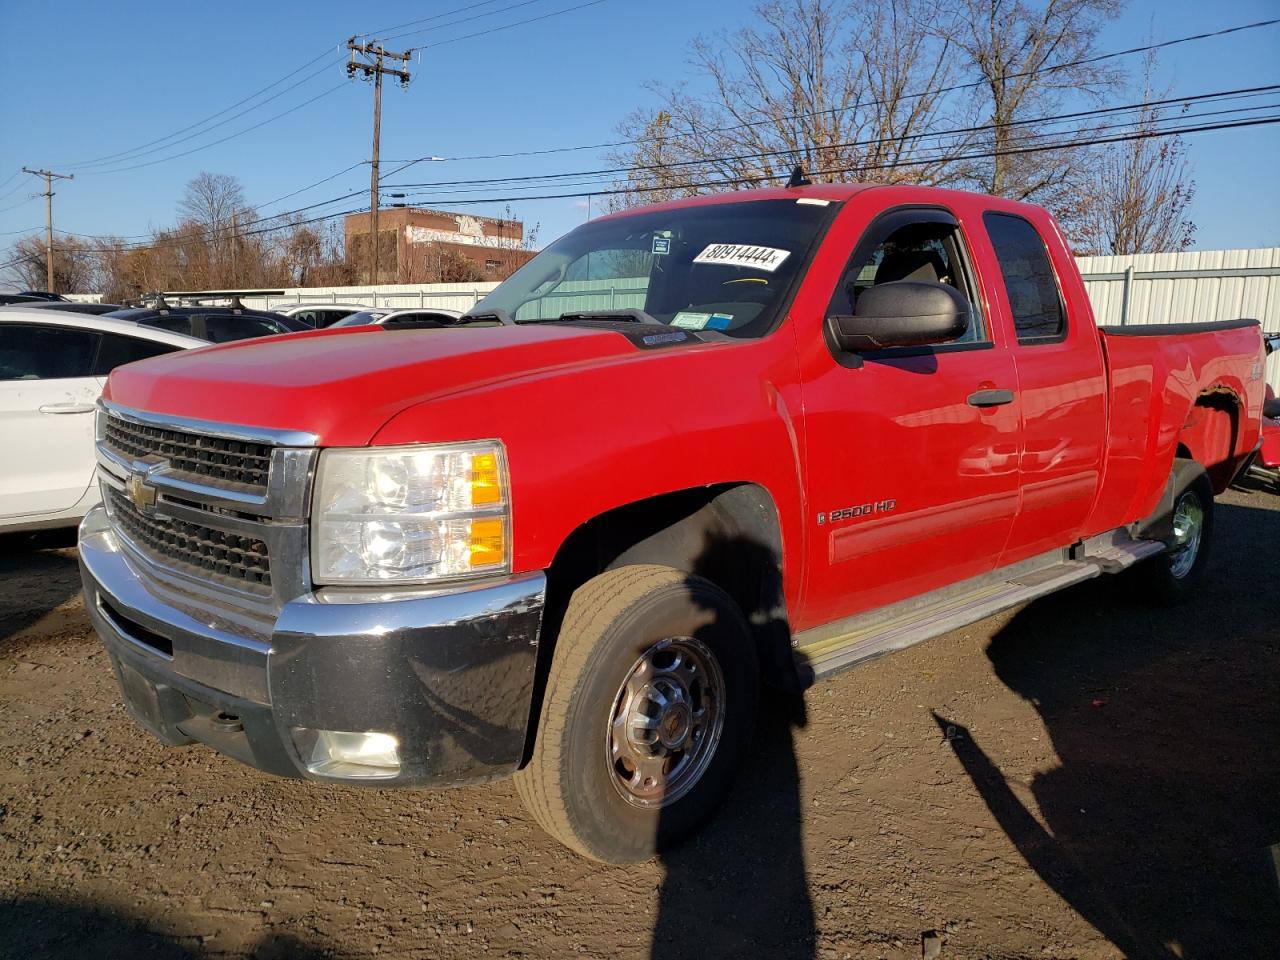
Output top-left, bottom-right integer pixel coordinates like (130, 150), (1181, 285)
(0, 309), (205, 533)
(0, 293), (46, 305)
(273, 304), (371, 328)
(105, 303), (307, 342)
(331, 306), (465, 329)
(1249, 335), (1280, 489)
(0, 300), (123, 316)
(79, 184), (1266, 863)
(17, 290), (69, 302)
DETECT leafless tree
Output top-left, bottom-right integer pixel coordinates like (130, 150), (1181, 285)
(177, 172), (255, 286)
(4, 234), (99, 293)
(942, 0), (1122, 218)
(1073, 54), (1196, 255)
(608, 0), (966, 205)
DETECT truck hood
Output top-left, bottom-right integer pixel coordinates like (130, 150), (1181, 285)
(105, 325), (653, 446)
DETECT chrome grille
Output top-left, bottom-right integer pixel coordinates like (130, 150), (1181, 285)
(104, 414), (272, 490)
(105, 486), (272, 593)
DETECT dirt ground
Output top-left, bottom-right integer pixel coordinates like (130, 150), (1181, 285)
(1, 486), (1278, 960)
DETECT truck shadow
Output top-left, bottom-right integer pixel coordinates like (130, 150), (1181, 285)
(0, 527), (81, 645)
(651, 534), (815, 960)
(0, 897), (345, 959)
(937, 498), (1280, 958)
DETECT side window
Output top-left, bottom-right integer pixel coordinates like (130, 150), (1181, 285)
(983, 213), (1066, 342)
(204, 314), (284, 343)
(0, 324), (99, 380)
(94, 333), (180, 374)
(143, 315), (195, 336)
(294, 310), (318, 327)
(828, 213), (987, 345)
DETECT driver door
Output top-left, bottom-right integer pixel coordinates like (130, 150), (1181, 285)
(798, 206), (1022, 627)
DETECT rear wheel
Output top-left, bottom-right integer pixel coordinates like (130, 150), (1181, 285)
(1137, 460), (1214, 605)
(516, 565), (759, 863)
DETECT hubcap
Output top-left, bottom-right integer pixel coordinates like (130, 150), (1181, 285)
(1168, 491), (1204, 579)
(607, 636), (726, 808)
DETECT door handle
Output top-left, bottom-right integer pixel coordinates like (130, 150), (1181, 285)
(38, 402), (96, 415)
(967, 389), (1015, 408)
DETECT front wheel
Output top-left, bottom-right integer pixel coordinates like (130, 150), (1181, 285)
(1136, 460), (1214, 605)
(516, 565), (760, 863)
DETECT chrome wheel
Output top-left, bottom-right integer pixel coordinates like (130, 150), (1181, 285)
(1168, 491), (1205, 579)
(607, 636), (726, 808)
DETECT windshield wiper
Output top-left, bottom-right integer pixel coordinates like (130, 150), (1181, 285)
(550, 309), (661, 325)
(459, 308), (515, 325)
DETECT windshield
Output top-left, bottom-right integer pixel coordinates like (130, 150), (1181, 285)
(472, 197), (838, 338)
(332, 310), (387, 328)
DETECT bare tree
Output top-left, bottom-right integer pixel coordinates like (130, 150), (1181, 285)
(5, 233), (98, 293)
(1074, 54), (1196, 255)
(178, 172), (254, 286)
(608, 0), (965, 204)
(942, 0), (1122, 211)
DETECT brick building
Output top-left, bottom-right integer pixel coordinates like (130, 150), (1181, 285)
(344, 207), (537, 283)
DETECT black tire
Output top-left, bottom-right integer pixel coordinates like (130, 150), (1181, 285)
(1136, 459), (1214, 605)
(515, 564), (760, 863)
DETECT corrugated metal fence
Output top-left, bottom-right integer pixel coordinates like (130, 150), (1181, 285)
(246, 247), (1280, 389)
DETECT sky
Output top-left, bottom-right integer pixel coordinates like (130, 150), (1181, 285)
(0, 0), (1278, 270)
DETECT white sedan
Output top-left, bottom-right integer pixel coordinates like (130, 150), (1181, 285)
(0, 309), (205, 533)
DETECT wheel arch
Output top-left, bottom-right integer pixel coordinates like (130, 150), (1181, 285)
(1177, 387), (1242, 493)
(521, 482), (795, 765)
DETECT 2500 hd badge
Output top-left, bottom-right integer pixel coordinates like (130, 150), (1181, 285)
(817, 499), (898, 525)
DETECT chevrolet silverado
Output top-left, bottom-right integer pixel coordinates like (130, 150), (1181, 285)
(79, 184), (1267, 862)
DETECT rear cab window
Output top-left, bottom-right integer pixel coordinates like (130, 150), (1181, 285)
(983, 213), (1066, 343)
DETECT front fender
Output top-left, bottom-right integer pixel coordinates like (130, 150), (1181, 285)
(369, 336), (808, 610)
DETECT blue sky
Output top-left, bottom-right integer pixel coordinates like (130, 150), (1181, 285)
(0, 0), (1277, 260)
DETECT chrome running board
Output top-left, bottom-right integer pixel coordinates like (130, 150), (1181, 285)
(794, 529), (1166, 684)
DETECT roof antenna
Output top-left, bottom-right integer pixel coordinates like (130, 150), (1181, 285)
(787, 164), (812, 188)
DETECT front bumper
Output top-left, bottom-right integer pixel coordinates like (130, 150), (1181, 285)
(78, 505), (545, 787)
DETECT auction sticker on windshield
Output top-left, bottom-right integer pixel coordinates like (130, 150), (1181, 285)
(693, 243), (791, 272)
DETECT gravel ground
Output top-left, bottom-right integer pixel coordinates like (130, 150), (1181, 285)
(2, 486), (1278, 960)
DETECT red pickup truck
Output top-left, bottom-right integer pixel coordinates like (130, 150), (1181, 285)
(80, 184), (1266, 863)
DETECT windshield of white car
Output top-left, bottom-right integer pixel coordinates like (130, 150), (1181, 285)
(471, 197), (839, 339)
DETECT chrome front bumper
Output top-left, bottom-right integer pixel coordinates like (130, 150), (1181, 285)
(79, 505), (545, 787)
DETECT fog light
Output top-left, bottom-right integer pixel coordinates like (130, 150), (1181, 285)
(292, 728), (401, 779)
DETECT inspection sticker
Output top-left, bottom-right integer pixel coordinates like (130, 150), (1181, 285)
(651, 236), (671, 255)
(671, 311), (712, 329)
(693, 243), (790, 272)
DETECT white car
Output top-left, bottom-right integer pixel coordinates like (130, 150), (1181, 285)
(330, 307), (465, 329)
(273, 303), (371, 328)
(0, 309), (205, 533)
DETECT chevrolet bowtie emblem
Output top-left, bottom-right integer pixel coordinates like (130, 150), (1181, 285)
(127, 470), (157, 512)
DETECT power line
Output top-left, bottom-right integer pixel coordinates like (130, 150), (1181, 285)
(78, 82), (350, 176)
(57, 48), (341, 169)
(383, 84), (1280, 193)
(381, 114), (1280, 208)
(66, 56), (346, 173)
(394, 0), (609, 49)
(381, 0), (553, 43)
(43, 109), (1280, 257)
(383, 16), (1280, 176)
(360, 0), (514, 39)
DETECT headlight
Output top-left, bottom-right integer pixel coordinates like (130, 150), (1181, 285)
(311, 441), (510, 585)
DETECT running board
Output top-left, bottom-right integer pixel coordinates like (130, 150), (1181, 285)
(794, 533), (1166, 684)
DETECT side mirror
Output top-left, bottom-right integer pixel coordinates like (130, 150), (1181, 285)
(828, 280), (970, 352)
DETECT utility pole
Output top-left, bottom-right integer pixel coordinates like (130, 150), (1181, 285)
(22, 167), (73, 293)
(346, 38), (412, 286)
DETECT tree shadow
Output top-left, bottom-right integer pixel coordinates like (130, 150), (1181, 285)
(937, 499), (1280, 958)
(651, 532), (815, 960)
(0, 897), (345, 959)
(0, 527), (81, 645)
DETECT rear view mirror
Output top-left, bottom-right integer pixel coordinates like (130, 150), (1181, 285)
(828, 280), (969, 352)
